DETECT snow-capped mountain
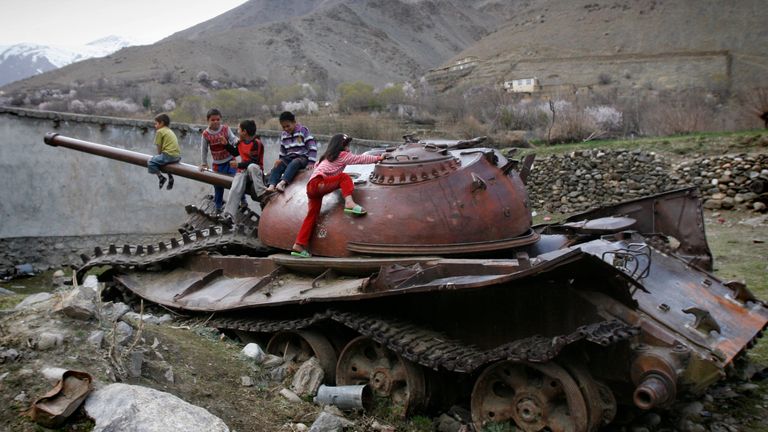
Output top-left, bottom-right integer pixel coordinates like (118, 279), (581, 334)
(0, 36), (136, 87)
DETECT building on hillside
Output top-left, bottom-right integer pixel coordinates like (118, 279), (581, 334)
(449, 57), (479, 72)
(503, 77), (540, 93)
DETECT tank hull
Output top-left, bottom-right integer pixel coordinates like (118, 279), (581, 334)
(43, 133), (768, 430)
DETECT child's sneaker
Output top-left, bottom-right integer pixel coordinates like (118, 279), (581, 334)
(276, 181), (287, 192)
(166, 176), (174, 190)
(158, 176), (167, 189)
(258, 191), (276, 209)
(221, 214), (234, 227)
(266, 184), (276, 193)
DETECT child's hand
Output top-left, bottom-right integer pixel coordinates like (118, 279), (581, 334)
(199, 164), (208, 172)
(229, 160), (238, 169)
(307, 163), (315, 170)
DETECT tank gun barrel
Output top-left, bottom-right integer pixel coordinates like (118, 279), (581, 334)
(44, 133), (233, 188)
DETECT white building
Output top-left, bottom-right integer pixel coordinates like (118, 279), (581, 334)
(503, 77), (539, 93)
(449, 57), (479, 72)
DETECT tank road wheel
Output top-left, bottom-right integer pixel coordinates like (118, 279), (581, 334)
(471, 361), (589, 432)
(266, 330), (337, 383)
(335, 336), (426, 416)
(565, 364), (617, 430)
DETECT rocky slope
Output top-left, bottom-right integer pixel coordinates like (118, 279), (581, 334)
(427, 0), (768, 95)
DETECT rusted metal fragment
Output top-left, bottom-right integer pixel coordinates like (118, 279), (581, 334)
(24, 370), (93, 428)
(564, 187), (712, 270)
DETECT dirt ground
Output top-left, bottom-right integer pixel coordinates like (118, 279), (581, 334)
(1, 209), (767, 432)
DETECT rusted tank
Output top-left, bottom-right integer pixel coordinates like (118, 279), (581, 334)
(44, 132), (768, 431)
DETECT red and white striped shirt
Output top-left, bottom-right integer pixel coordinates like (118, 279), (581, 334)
(309, 151), (380, 182)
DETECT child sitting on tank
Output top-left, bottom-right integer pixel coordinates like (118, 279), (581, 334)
(198, 108), (239, 213)
(290, 133), (384, 258)
(221, 120), (272, 225)
(147, 113), (181, 190)
(267, 111), (317, 193)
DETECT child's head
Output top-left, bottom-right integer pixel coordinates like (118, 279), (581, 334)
(206, 108), (222, 130)
(154, 113), (170, 129)
(279, 111), (296, 134)
(320, 133), (352, 163)
(239, 119), (257, 140)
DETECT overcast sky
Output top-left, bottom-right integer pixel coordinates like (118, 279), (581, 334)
(0, 0), (249, 46)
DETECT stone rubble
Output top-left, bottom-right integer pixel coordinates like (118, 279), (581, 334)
(525, 150), (767, 214)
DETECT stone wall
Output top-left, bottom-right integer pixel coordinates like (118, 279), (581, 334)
(672, 154), (768, 212)
(526, 150), (768, 214)
(526, 149), (674, 213)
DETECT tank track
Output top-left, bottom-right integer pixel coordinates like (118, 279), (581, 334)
(76, 225), (269, 281)
(178, 194), (260, 238)
(209, 311), (638, 373)
(77, 195), (266, 280)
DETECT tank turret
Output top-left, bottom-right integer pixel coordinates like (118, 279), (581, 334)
(259, 138), (538, 257)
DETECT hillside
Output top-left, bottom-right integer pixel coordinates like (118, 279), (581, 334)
(3, 0), (767, 122)
(1, 0), (517, 96)
(426, 0), (768, 96)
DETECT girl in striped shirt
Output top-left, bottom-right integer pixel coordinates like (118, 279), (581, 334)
(291, 134), (384, 257)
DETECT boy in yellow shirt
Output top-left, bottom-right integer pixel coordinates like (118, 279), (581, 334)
(148, 113), (181, 190)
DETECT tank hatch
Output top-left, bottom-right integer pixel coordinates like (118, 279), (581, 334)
(370, 143), (460, 185)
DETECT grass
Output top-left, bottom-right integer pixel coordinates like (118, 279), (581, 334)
(0, 293), (25, 309)
(703, 210), (768, 364)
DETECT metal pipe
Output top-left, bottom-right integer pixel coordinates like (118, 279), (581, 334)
(43, 133), (234, 188)
(314, 384), (373, 411)
(633, 373), (672, 410)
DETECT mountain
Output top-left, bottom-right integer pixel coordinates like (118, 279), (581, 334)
(0, 0), (518, 96)
(3, 0), (765, 106)
(0, 36), (135, 86)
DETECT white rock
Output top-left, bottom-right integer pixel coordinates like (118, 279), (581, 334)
(164, 367), (174, 384)
(83, 275), (100, 291)
(279, 388), (304, 403)
(14, 292), (53, 310)
(85, 383), (229, 432)
(41, 366), (68, 383)
(115, 321), (134, 345)
(241, 343), (266, 363)
(309, 411), (354, 432)
(291, 357), (324, 396)
(262, 354), (284, 368)
(100, 302), (131, 322)
(37, 332), (65, 350)
(88, 330), (105, 347)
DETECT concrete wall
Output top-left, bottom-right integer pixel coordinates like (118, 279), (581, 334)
(0, 107), (385, 239)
